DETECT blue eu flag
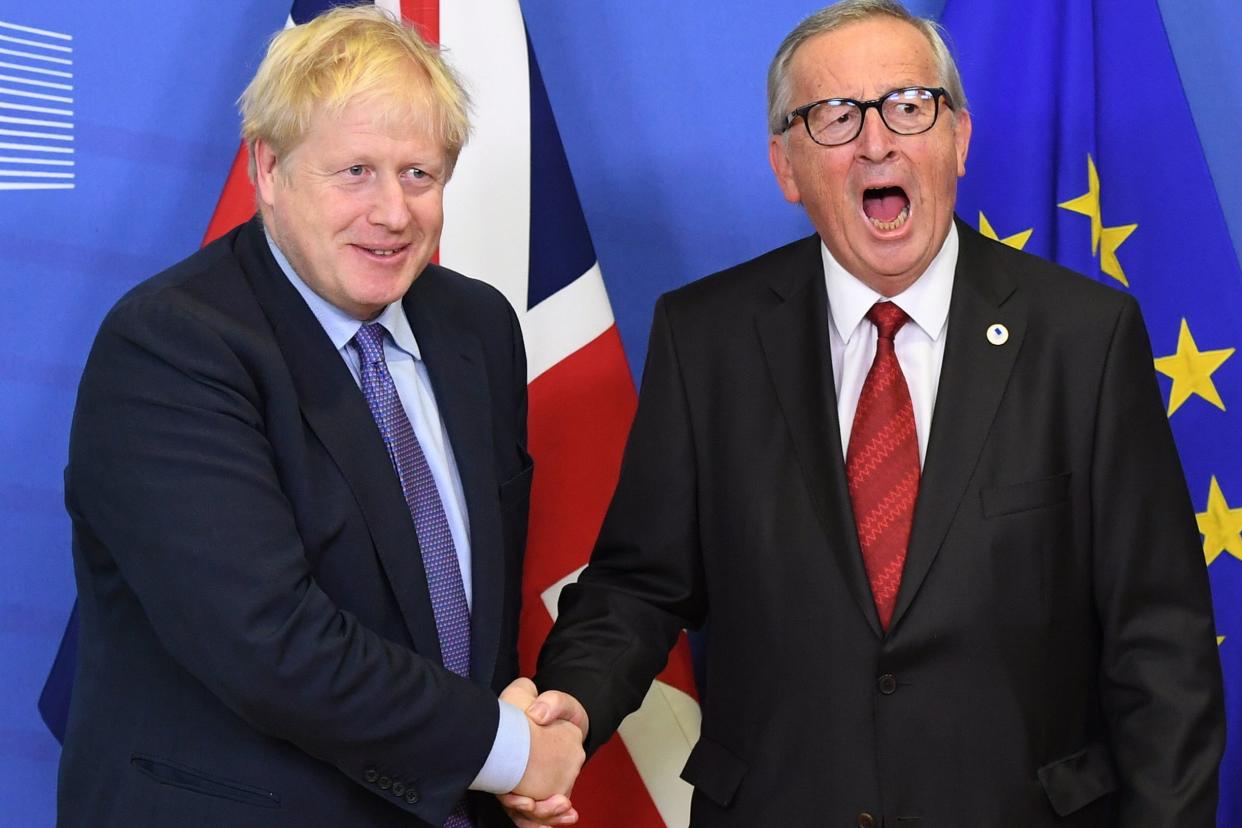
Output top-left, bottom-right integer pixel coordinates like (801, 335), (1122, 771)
(941, 0), (1242, 823)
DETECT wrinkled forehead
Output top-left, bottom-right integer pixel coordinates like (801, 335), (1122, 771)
(790, 17), (940, 101)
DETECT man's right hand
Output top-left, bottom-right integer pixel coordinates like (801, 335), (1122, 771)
(514, 711), (585, 800)
(498, 679), (588, 826)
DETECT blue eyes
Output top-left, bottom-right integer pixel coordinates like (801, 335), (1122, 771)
(343, 166), (428, 180)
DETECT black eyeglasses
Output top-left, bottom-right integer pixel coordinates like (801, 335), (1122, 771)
(780, 86), (953, 147)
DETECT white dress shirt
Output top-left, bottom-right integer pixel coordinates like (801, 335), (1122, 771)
(267, 234), (529, 794)
(824, 223), (959, 468)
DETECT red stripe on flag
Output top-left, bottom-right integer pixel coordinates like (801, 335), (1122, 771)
(522, 325), (636, 640)
(202, 143), (255, 247)
(400, 0), (438, 43)
(398, 0), (439, 263)
(568, 736), (667, 824)
(523, 324), (672, 823)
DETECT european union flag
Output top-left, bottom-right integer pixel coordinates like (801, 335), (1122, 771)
(940, 0), (1242, 822)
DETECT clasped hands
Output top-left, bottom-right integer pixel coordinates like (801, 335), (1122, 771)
(497, 677), (589, 827)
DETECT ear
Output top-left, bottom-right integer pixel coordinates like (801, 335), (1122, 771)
(953, 108), (972, 177)
(769, 134), (802, 204)
(252, 139), (281, 209)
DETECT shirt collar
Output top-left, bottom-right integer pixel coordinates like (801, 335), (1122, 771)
(265, 230), (422, 360)
(822, 222), (958, 345)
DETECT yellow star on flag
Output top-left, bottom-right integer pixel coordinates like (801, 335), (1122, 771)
(1153, 318), (1234, 416)
(1057, 155), (1139, 286)
(979, 211), (1033, 251)
(1220, 636), (1227, 646)
(1196, 476), (1242, 565)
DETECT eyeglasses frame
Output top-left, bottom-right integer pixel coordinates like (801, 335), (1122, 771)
(780, 86), (954, 147)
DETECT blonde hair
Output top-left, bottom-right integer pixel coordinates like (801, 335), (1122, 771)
(239, 4), (470, 178)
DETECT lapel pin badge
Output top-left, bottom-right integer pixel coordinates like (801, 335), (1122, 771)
(987, 323), (1009, 346)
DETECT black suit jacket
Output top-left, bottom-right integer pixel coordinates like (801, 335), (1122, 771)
(536, 220), (1224, 826)
(59, 218), (531, 827)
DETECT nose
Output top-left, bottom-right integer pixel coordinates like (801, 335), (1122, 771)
(368, 173), (411, 231)
(855, 108), (898, 163)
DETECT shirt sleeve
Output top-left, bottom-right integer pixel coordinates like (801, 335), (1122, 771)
(469, 699), (531, 794)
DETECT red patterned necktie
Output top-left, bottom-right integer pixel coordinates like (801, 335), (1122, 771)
(846, 302), (920, 630)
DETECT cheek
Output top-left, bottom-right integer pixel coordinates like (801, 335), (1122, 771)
(411, 194), (444, 231)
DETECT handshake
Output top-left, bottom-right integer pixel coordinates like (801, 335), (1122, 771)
(497, 678), (589, 827)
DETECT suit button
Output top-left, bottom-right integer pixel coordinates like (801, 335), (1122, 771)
(364, 768), (378, 783)
(878, 673), (898, 695)
(405, 789), (420, 805)
(378, 775), (391, 790)
(857, 812), (877, 828)
(391, 781), (405, 796)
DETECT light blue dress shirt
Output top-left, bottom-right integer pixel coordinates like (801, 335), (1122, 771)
(266, 234), (529, 794)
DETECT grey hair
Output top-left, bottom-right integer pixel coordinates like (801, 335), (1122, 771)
(766, 0), (969, 136)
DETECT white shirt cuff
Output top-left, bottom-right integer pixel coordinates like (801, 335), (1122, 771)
(469, 699), (531, 794)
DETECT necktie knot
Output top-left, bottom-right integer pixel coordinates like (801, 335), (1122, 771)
(353, 322), (388, 365)
(867, 302), (909, 341)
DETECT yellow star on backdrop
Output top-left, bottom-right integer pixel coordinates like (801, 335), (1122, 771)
(1057, 155), (1139, 286)
(1196, 476), (1242, 566)
(1153, 318), (1234, 416)
(979, 211), (1033, 251)
(1221, 636), (1227, 646)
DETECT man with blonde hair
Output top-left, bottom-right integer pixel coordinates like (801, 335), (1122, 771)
(58, 7), (583, 827)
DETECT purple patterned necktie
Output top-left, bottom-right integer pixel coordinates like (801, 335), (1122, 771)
(352, 323), (473, 828)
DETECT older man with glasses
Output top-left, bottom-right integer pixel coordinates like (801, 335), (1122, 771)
(517, 0), (1225, 826)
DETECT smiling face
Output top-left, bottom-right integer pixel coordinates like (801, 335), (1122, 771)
(769, 15), (971, 296)
(254, 86), (447, 321)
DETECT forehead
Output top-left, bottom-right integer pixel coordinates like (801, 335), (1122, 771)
(303, 86), (443, 153)
(788, 16), (938, 100)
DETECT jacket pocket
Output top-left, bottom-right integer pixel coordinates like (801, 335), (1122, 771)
(130, 753), (280, 809)
(980, 472), (1071, 517)
(498, 460), (533, 509)
(1036, 742), (1118, 816)
(680, 736), (748, 807)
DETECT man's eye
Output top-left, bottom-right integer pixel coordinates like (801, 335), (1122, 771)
(346, 165), (366, 176)
(406, 167), (428, 180)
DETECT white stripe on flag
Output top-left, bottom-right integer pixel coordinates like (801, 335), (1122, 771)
(439, 0), (531, 320)
(373, 0), (401, 21)
(523, 263), (614, 382)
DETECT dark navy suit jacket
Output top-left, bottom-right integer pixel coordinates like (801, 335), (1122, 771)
(59, 217), (531, 827)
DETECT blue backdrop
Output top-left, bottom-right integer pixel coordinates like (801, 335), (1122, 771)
(2, 1), (1240, 824)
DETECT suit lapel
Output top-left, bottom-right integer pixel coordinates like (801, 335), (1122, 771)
(889, 220), (1025, 631)
(757, 236), (883, 638)
(404, 276), (503, 687)
(235, 219), (444, 664)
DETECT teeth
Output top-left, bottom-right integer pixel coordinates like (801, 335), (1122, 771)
(869, 204), (909, 232)
(368, 248), (396, 256)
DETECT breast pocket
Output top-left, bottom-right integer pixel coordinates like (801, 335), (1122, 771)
(498, 460), (533, 512)
(980, 472), (1071, 518)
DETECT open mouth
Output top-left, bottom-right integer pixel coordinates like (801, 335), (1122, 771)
(862, 186), (910, 231)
